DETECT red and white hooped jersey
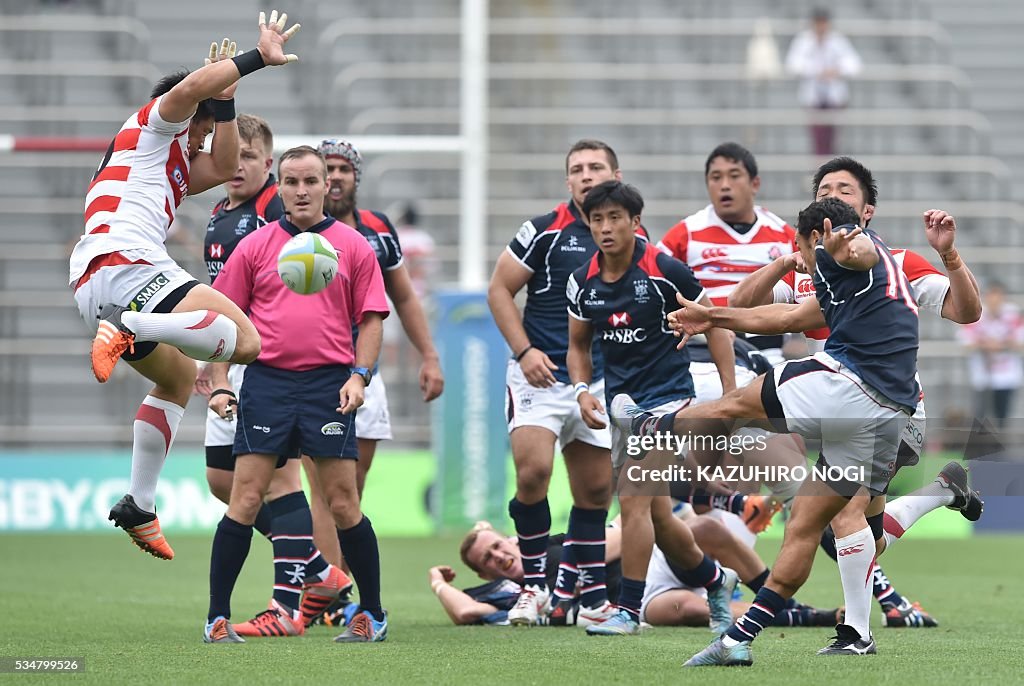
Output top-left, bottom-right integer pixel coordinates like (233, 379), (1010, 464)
(657, 204), (796, 305)
(775, 248), (950, 351)
(69, 95), (191, 284)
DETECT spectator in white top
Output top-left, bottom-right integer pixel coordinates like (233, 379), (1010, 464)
(959, 281), (1024, 427)
(785, 8), (862, 156)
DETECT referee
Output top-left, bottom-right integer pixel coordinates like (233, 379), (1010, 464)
(203, 145), (390, 644)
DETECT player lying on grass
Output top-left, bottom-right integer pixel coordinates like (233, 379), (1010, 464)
(429, 516), (839, 628)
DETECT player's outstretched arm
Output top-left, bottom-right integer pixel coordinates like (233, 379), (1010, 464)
(728, 254), (801, 308)
(429, 566), (500, 625)
(924, 209), (982, 324)
(670, 293), (825, 344)
(158, 9), (300, 124)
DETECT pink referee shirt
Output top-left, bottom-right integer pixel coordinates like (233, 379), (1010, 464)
(214, 215), (390, 371)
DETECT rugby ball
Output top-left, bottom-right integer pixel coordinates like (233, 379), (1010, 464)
(277, 232), (339, 295)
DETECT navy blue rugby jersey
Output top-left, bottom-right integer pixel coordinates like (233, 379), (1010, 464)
(813, 227), (920, 411)
(567, 239), (706, 409)
(507, 200), (649, 384)
(204, 175), (283, 283)
(354, 208), (403, 272)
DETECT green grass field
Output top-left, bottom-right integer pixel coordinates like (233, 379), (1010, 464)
(2, 533), (1022, 685)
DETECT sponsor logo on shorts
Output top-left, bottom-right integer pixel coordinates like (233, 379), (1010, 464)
(252, 424), (271, 433)
(321, 421), (347, 436)
(129, 273), (172, 311)
(837, 545), (865, 556)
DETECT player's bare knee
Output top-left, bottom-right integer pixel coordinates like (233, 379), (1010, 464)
(515, 465), (552, 502)
(229, 487), (265, 523)
(231, 327), (261, 364)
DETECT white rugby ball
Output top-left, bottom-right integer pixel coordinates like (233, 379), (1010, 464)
(277, 232), (339, 295)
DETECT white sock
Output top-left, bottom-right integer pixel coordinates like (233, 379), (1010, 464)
(880, 480), (954, 550)
(835, 526), (875, 640)
(122, 310), (237, 362)
(128, 396), (184, 512)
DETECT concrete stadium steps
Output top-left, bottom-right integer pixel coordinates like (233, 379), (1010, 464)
(922, 0), (1024, 199)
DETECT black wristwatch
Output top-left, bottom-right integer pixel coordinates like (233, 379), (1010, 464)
(351, 366), (373, 386)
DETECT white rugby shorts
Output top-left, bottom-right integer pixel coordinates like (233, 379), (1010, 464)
(72, 247), (195, 334)
(764, 352), (911, 495)
(355, 373), (393, 441)
(504, 359), (611, 450)
(204, 363), (247, 447)
(640, 546), (705, 623)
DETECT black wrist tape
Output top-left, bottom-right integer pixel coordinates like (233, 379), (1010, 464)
(210, 98), (235, 122)
(232, 50), (266, 77)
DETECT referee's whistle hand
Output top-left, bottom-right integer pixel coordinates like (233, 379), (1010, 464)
(337, 378), (365, 414)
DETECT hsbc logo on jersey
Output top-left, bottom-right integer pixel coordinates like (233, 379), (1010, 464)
(208, 243), (224, 259)
(701, 247), (728, 260)
(609, 312), (632, 327)
(602, 327), (647, 344)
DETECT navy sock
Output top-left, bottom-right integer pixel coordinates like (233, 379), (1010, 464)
(268, 491), (325, 613)
(820, 526), (839, 561)
(566, 507), (607, 608)
(871, 563), (905, 609)
(726, 587), (786, 644)
(668, 553), (724, 591)
(617, 576), (645, 622)
(688, 490), (746, 516)
(253, 503), (273, 538)
(508, 497), (551, 589)
(208, 515), (253, 621)
(338, 516), (383, 620)
(553, 540), (578, 601)
(633, 409), (681, 438)
(745, 568), (770, 594)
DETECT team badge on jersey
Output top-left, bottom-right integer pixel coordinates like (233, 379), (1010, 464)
(633, 279), (649, 303)
(171, 166), (187, 196)
(236, 215), (252, 235)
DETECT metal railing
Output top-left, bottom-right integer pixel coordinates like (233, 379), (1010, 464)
(330, 62), (972, 110)
(338, 106), (992, 155)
